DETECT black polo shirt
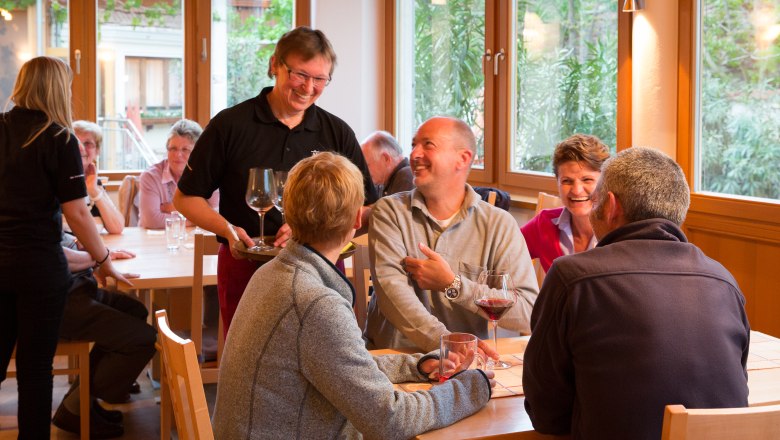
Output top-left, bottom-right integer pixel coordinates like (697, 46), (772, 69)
(178, 87), (378, 242)
(0, 107), (86, 273)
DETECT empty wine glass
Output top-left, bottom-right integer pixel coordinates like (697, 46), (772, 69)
(273, 170), (288, 223)
(474, 270), (516, 370)
(245, 167), (277, 251)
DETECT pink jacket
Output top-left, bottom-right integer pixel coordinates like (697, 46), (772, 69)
(520, 207), (565, 272)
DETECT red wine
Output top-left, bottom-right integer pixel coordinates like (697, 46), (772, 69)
(475, 298), (514, 320)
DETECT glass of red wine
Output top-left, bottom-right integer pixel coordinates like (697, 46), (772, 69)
(245, 167), (277, 251)
(474, 270), (516, 370)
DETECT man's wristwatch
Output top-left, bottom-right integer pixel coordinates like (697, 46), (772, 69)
(444, 275), (462, 300)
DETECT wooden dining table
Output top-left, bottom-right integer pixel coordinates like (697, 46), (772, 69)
(371, 331), (780, 440)
(101, 227), (218, 292)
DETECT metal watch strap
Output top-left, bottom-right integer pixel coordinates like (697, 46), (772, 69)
(445, 274), (462, 300)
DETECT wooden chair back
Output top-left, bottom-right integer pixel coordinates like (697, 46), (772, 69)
(117, 175), (140, 227)
(156, 310), (214, 440)
(7, 341), (92, 439)
(191, 232), (222, 384)
(533, 192), (563, 287)
(351, 234), (371, 331)
(661, 403), (780, 440)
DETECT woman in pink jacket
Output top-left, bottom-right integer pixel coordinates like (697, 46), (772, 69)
(521, 134), (610, 273)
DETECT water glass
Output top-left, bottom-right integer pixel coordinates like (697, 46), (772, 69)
(165, 215), (182, 250)
(439, 333), (485, 382)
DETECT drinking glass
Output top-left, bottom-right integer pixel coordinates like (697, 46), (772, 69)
(474, 270), (516, 369)
(273, 170), (288, 223)
(165, 215), (182, 251)
(439, 333), (485, 382)
(245, 167), (277, 251)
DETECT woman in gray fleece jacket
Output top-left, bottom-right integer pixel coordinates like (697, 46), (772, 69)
(213, 152), (493, 439)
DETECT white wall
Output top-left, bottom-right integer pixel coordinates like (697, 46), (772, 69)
(313, 0), (386, 142)
(631, 0), (679, 158)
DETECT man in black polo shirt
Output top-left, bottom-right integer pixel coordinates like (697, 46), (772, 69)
(174, 27), (378, 334)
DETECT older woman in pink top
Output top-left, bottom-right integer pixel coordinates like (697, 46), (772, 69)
(520, 134), (610, 273)
(138, 119), (219, 229)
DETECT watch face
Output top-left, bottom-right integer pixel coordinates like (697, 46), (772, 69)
(446, 287), (459, 300)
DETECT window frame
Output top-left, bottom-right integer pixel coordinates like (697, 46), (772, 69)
(388, 0), (632, 202)
(677, 0), (780, 228)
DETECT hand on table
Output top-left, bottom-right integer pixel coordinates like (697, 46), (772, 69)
(403, 243), (456, 291)
(110, 249), (136, 260)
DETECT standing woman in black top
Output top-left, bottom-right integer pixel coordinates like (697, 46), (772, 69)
(0, 56), (130, 438)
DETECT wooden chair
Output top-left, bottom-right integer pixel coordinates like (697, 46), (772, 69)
(117, 175), (140, 227)
(661, 403), (780, 440)
(191, 232), (223, 384)
(351, 234), (371, 331)
(533, 191), (563, 287)
(156, 310), (214, 440)
(7, 341), (91, 440)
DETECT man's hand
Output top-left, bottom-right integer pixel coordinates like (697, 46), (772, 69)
(273, 223), (292, 248)
(226, 224), (254, 260)
(402, 243), (456, 290)
(477, 338), (500, 361)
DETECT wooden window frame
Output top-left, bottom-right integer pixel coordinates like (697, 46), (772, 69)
(677, 0), (780, 237)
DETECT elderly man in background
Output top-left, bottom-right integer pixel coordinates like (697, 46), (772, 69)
(138, 119), (219, 229)
(74, 121), (124, 234)
(361, 130), (414, 196)
(523, 147), (749, 440)
(364, 116), (538, 352)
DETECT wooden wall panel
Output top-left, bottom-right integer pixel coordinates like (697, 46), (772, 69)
(684, 213), (780, 338)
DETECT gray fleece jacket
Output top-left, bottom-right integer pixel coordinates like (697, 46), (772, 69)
(213, 240), (491, 439)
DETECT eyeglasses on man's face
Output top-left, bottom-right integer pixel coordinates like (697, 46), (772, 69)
(282, 61), (331, 88)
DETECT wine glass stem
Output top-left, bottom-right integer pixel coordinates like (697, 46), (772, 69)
(258, 211), (266, 246)
(491, 319), (499, 356)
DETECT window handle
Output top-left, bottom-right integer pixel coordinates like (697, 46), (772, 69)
(74, 49), (81, 74)
(493, 49), (505, 76)
(482, 49), (492, 75)
(201, 38), (208, 62)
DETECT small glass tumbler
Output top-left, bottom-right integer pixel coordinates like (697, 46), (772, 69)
(165, 215), (182, 251)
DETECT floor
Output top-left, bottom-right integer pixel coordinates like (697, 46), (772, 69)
(0, 356), (217, 439)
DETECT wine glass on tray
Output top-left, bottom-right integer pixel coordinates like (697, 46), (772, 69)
(474, 270), (516, 370)
(273, 170), (288, 224)
(245, 167), (277, 251)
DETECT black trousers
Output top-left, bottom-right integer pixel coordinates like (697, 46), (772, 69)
(0, 269), (70, 440)
(59, 275), (156, 403)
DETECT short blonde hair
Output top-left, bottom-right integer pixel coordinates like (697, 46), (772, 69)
(284, 152), (364, 247)
(10, 56), (73, 147)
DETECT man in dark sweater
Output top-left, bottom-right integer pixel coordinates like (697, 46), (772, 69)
(523, 147), (749, 440)
(361, 130), (414, 197)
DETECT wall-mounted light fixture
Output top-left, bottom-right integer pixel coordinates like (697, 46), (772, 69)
(0, 8), (13, 21)
(622, 0), (643, 12)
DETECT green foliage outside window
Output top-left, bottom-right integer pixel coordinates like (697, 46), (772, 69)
(699, 0), (780, 200)
(217, 0), (293, 108)
(413, 0), (486, 163)
(514, 0), (617, 173)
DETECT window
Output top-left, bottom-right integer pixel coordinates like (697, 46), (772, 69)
(512, 1), (617, 174)
(211, 0), (294, 116)
(695, 0), (780, 201)
(0, 1), (68, 105)
(395, 0), (625, 196)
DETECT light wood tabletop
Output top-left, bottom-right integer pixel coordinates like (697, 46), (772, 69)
(102, 227), (218, 291)
(371, 331), (780, 440)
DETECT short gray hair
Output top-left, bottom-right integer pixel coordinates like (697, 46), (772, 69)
(73, 120), (103, 151)
(166, 119), (203, 148)
(363, 131), (402, 158)
(595, 147), (690, 226)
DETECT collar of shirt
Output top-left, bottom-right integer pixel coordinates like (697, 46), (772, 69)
(254, 86), (322, 132)
(161, 159), (176, 185)
(410, 184), (481, 230)
(552, 208), (597, 255)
